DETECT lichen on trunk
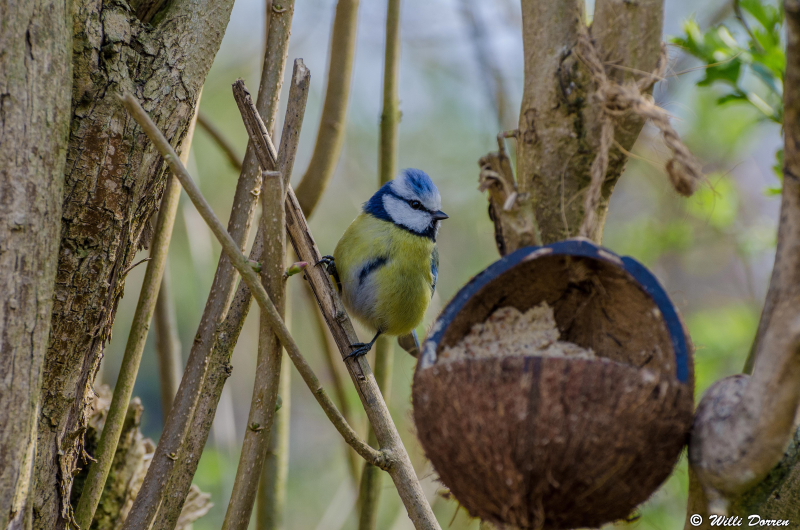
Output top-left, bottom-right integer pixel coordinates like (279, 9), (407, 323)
(32, 0), (236, 526)
(0, 0), (72, 527)
(483, 0), (665, 250)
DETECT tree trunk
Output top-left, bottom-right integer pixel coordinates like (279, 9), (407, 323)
(30, 0), (235, 527)
(489, 0), (665, 250)
(685, 2), (800, 525)
(0, 0), (72, 527)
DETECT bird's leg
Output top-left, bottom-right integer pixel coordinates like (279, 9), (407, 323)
(346, 330), (382, 359)
(316, 255), (342, 292)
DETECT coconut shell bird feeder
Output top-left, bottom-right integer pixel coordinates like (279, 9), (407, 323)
(412, 239), (694, 529)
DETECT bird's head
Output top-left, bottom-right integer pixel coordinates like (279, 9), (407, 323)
(364, 168), (449, 240)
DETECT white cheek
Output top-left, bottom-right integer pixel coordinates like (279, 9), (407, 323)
(383, 195), (429, 233)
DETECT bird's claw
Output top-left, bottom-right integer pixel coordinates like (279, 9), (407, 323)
(317, 255), (335, 267)
(317, 255), (342, 291)
(345, 342), (372, 359)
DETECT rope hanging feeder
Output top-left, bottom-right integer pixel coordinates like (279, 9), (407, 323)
(413, 240), (694, 529)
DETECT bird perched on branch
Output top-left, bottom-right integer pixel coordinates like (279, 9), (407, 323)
(320, 169), (448, 359)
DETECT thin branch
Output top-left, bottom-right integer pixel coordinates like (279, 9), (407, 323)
(154, 122), (196, 423)
(257, 0), (296, 135)
(121, 257), (152, 277)
(197, 111), (244, 171)
(379, 0), (402, 187)
(119, 91), (386, 469)
(233, 81), (279, 168)
(73, 109), (190, 528)
(358, 338), (394, 530)
(122, 96), (265, 530)
(35, 1), (236, 522)
(733, 0), (765, 53)
(458, 0), (514, 130)
(230, 80), (441, 529)
(155, 268), (182, 418)
(149, 60), (311, 529)
(359, 0), (402, 525)
(257, 350), (292, 530)
(294, 0), (361, 215)
(222, 169), (287, 530)
(687, 1), (800, 518)
(305, 283), (362, 486)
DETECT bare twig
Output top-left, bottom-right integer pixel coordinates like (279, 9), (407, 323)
(122, 92), (265, 530)
(358, 338), (394, 530)
(459, 0), (514, 130)
(121, 257), (152, 277)
(222, 169), (287, 530)
(119, 91), (386, 468)
(379, 0), (402, 187)
(305, 284), (362, 485)
(359, 0), (402, 525)
(149, 60), (311, 529)
(73, 107), (193, 529)
(257, 0), (296, 135)
(286, 179), (440, 530)
(233, 81), (279, 168)
(686, 2), (800, 521)
(155, 268), (182, 418)
(137, 24), (298, 523)
(154, 132), (197, 422)
(294, 0), (361, 214)
(257, 356), (292, 530)
(234, 80), (441, 529)
(197, 111), (244, 171)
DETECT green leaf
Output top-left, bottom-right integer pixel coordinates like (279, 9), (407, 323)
(740, 0), (774, 29)
(716, 92), (749, 105)
(772, 147), (785, 180)
(750, 62), (783, 94)
(698, 60), (742, 87)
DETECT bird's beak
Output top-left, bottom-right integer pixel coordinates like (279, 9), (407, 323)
(432, 210), (449, 220)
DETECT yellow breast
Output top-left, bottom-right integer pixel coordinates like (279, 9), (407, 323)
(333, 213), (435, 336)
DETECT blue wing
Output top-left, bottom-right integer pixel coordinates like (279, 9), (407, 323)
(430, 246), (439, 297)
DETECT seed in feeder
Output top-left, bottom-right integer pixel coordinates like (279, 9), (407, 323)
(438, 302), (595, 363)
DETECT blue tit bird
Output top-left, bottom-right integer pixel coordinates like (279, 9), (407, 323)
(321, 168), (448, 359)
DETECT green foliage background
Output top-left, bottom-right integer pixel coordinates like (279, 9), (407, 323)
(100, 0), (786, 528)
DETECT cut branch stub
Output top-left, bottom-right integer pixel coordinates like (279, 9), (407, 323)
(500, 0), (700, 248)
(413, 239), (694, 529)
(478, 132), (541, 256)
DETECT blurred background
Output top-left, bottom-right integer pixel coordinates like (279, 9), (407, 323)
(100, 0), (785, 527)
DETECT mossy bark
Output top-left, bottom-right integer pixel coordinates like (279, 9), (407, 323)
(31, 0), (235, 527)
(685, 2), (800, 525)
(0, 0), (72, 527)
(504, 0), (664, 248)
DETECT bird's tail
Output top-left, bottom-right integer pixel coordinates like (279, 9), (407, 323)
(397, 330), (420, 358)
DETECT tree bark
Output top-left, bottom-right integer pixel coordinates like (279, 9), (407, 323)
(32, 0), (235, 527)
(0, 0), (72, 527)
(685, 1), (800, 524)
(508, 0), (664, 247)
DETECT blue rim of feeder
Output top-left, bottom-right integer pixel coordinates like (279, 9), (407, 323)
(421, 239), (691, 384)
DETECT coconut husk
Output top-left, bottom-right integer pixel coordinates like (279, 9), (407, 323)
(413, 248), (694, 529)
(414, 356), (693, 529)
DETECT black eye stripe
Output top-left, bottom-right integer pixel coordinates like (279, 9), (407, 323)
(408, 199), (432, 212)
